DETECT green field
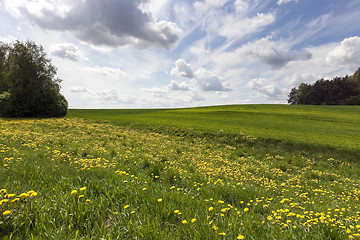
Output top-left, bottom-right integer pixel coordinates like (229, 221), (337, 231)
(1, 105), (360, 239)
(69, 105), (360, 160)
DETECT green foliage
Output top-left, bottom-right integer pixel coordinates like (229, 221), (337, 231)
(0, 40), (68, 117)
(289, 67), (360, 105)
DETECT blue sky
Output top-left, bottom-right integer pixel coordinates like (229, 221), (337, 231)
(1, 0), (360, 108)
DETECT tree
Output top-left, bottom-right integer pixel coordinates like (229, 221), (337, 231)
(287, 87), (297, 104)
(0, 40), (68, 117)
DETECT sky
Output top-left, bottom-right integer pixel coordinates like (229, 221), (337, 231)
(1, 0), (360, 109)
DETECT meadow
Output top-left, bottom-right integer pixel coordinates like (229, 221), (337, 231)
(1, 105), (360, 239)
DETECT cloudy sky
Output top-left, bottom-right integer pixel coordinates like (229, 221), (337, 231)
(1, 0), (360, 108)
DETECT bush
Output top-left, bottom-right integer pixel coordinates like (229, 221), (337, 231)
(0, 40), (68, 117)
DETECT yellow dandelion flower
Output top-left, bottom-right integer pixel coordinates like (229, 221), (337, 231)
(80, 187), (87, 191)
(221, 208), (227, 213)
(208, 207), (214, 212)
(79, 195), (84, 198)
(244, 208), (249, 212)
(267, 216), (273, 221)
(142, 188), (147, 191)
(237, 234), (245, 239)
(174, 210), (180, 214)
(182, 220), (188, 224)
(5, 194), (16, 198)
(19, 193), (29, 198)
(191, 218), (196, 223)
(218, 232), (226, 236)
(30, 192), (37, 198)
(0, 189), (6, 194)
(10, 198), (19, 203)
(114, 212), (119, 215)
(3, 210), (11, 216)
(157, 198), (163, 202)
(124, 205), (130, 209)
(71, 190), (77, 195)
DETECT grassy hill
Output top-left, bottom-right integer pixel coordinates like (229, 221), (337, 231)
(69, 104), (360, 161)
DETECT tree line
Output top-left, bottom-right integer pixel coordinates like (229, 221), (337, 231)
(288, 67), (360, 105)
(0, 40), (68, 117)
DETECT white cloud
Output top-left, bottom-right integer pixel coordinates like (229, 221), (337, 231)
(194, 68), (231, 91)
(50, 42), (80, 62)
(326, 36), (360, 69)
(168, 80), (191, 91)
(69, 87), (87, 93)
(87, 89), (136, 104)
(170, 59), (231, 92)
(247, 78), (287, 100)
(277, 0), (299, 5)
(5, 0), (182, 49)
(170, 59), (194, 78)
(86, 66), (126, 79)
(236, 36), (312, 68)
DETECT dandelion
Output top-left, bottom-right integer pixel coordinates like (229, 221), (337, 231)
(157, 198), (162, 202)
(244, 208), (249, 212)
(267, 216), (273, 221)
(208, 207), (214, 212)
(191, 218), (196, 223)
(174, 210), (180, 214)
(114, 212), (119, 215)
(182, 220), (188, 224)
(5, 194), (16, 198)
(79, 195), (84, 198)
(124, 205), (130, 209)
(71, 190), (77, 195)
(221, 208), (227, 213)
(237, 234), (245, 239)
(19, 193), (29, 198)
(10, 198), (19, 203)
(142, 188), (147, 191)
(80, 187), (87, 191)
(2, 210), (11, 216)
(218, 232), (226, 236)
(30, 191), (37, 198)
(0, 189), (6, 194)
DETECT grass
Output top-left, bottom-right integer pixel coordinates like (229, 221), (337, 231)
(69, 104), (360, 161)
(1, 105), (360, 239)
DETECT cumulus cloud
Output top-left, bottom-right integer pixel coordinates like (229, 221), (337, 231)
(237, 36), (312, 68)
(69, 87), (87, 93)
(50, 42), (80, 61)
(247, 78), (286, 100)
(7, 0), (182, 49)
(170, 59), (194, 78)
(170, 59), (231, 92)
(194, 68), (231, 91)
(326, 36), (360, 69)
(168, 80), (191, 91)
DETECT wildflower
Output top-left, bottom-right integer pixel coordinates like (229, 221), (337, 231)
(80, 187), (87, 191)
(30, 191), (37, 198)
(5, 194), (16, 198)
(142, 188), (147, 191)
(10, 198), (19, 203)
(131, 211), (136, 214)
(157, 198), (163, 202)
(124, 205), (130, 209)
(174, 210), (180, 214)
(71, 190), (77, 195)
(244, 208), (249, 212)
(114, 212), (119, 215)
(191, 218), (197, 223)
(2, 210), (11, 216)
(237, 234), (245, 239)
(218, 232), (226, 236)
(208, 207), (214, 212)
(86, 199), (90, 202)
(221, 208), (227, 213)
(79, 195), (84, 198)
(182, 220), (188, 224)
(0, 189), (6, 194)
(267, 216), (273, 221)
(19, 193), (29, 198)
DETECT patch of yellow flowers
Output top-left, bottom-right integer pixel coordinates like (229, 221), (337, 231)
(0, 189), (37, 217)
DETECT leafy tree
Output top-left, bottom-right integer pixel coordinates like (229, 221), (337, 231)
(0, 40), (68, 117)
(287, 87), (297, 104)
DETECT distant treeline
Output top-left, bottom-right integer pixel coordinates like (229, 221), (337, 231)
(288, 67), (360, 105)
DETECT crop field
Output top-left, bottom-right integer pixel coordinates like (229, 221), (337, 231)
(1, 105), (360, 239)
